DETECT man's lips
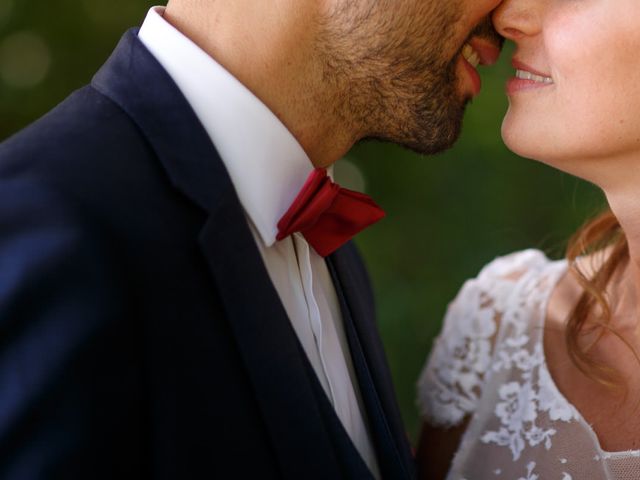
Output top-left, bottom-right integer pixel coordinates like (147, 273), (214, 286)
(460, 58), (482, 96)
(469, 37), (501, 66)
(458, 36), (502, 97)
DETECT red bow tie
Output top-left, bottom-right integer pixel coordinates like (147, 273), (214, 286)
(276, 168), (385, 257)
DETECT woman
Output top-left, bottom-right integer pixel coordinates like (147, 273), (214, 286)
(417, 0), (640, 479)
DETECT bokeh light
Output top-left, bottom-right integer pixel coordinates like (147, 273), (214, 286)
(0, 0), (13, 29)
(0, 31), (51, 88)
(334, 157), (367, 193)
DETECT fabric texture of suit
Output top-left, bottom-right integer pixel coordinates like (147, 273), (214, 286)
(0, 29), (416, 479)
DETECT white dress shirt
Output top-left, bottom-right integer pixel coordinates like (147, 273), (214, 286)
(138, 7), (380, 478)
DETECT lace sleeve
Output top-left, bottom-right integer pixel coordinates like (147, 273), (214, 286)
(416, 250), (548, 428)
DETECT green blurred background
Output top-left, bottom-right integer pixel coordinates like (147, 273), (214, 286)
(0, 0), (605, 442)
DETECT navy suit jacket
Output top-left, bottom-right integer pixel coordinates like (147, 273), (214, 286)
(0, 30), (415, 479)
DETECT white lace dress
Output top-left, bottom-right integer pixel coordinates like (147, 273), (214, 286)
(417, 250), (640, 480)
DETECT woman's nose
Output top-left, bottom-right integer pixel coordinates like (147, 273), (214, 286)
(493, 0), (541, 40)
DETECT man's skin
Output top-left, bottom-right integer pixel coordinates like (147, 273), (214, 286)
(164, 0), (504, 169)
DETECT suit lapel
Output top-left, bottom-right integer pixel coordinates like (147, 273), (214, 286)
(92, 30), (348, 479)
(198, 196), (346, 480)
(328, 245), (416, 480)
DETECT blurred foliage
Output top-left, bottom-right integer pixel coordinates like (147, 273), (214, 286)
(0, 1), (604, 443)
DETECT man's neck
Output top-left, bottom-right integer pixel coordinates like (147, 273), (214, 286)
(163, 0), (355, 168)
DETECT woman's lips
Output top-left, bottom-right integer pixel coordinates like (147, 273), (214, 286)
(507, 59), (554, 95)
(506, 77), (549, 95)
(512, 59), (551, 78)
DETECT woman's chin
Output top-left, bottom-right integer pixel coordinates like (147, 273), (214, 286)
(501, 121), (539, 160)
(501, 121), (589, 180)
(500, 116), (561, 163)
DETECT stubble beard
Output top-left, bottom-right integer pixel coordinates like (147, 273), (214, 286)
(317, 0), (468, 155)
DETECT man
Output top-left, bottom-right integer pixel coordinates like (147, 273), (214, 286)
(0, 1), (502, 478)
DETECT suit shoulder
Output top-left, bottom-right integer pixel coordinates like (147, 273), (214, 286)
(0, 85), (153, 181)
(0, 85), (176, 229)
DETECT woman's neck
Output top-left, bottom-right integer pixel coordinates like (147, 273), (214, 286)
(602, 187), (640, 337)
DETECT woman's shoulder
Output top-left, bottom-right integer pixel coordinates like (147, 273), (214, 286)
(417, 249), (565, 428)
(449, 249), (561, 325)
(476, 248), (557, 285)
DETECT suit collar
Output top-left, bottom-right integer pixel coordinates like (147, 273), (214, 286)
(92, 29), (227, 215)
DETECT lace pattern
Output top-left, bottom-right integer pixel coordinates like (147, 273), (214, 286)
(417, 250), (542, 428)
(417, 249), (640, 480)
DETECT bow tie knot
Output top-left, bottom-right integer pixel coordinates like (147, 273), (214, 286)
(276, 168), (385, 257)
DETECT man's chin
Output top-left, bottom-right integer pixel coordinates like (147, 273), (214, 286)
(405, 130), (462, 156)
(406, 99), (470, 155)
(361, 125), (462, 156)
(359, 96), (469, 155)
(402, 118), (465, 156)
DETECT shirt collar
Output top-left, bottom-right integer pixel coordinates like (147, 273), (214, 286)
(138, 6), (314, 246)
